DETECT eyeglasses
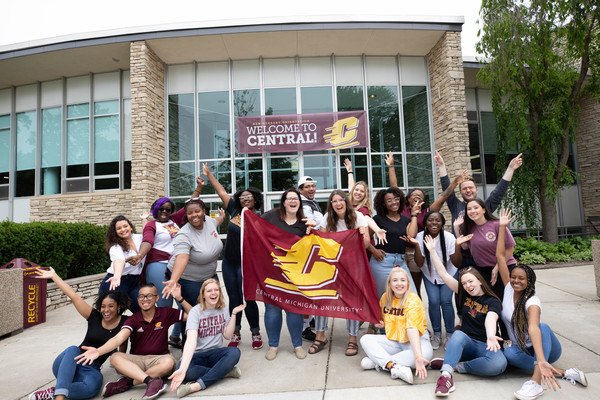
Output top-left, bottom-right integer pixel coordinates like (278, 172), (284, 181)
(285, 197), (300, 202)
(385, 197), (401, 204)
(137, 294), (158, 300)
(158, 207), (173, 212)
(240, 195), (254, 201)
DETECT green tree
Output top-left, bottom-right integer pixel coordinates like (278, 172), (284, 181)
(477, 0), (600, 242)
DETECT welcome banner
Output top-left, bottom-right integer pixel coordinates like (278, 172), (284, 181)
(236, 111), (367, 154)
(241, 210), (381, 324)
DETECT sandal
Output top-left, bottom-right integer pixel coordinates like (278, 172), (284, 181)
(345, 341), (359, 356)
(308, 339), (329, 354)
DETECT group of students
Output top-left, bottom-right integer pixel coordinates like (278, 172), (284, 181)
(29, 152), (588, 400)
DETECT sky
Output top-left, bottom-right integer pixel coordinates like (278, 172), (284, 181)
(2, 0), (483, 57)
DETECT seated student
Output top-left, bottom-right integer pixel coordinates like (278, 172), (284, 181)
(359, 267), (433, 384)
(169, 278), (244, 398)
(75, 283), (192, 399)
(424, 235), (507, 397)
(28, 267), (130, 400)
(495, 210), (587, 400)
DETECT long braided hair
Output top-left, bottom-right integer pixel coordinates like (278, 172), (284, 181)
(422, 211), (447, 276)
(511, 264), (537, 351)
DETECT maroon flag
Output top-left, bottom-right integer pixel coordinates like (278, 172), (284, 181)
(236, 111), (367, 154)
(241, 210), (381, 324)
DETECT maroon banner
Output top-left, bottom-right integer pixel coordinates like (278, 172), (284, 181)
(236, 111), (367, 154)
(241, 210), (381, 324)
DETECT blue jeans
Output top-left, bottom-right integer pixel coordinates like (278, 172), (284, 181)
(264, 303), (303, 348)
(221, 258), (259, 333)
(53, 346), (103, 399)
(423, 278), (455, 335)
(98, 273), (141, 313)
(370, 253), (413, 298)
(441, 330), (507, 376)
(503, 323), (562, 372)
(314, 316), (360, 336)
(145, 261), (172, 308)
(182, 347), (241, 390)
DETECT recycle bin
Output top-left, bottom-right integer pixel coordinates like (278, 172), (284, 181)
(0, 258), (47, 328)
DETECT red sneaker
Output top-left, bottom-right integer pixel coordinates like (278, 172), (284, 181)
(228, 332), (241, 347)
(252, 333), (263, 350)
(142, 377), (167, 399)
(435, 373), (455, 397)
(102, 377), (133, 397)
(28, 387), (55, 400)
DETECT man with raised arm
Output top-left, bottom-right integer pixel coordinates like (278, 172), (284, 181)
(76, 283), (192, 399)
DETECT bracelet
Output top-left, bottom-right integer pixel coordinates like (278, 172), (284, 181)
(347, 171), (353, 174)
(176, 298), (184, 303)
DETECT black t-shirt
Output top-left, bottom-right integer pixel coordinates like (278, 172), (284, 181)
(460, 294), (502, 342)
(262, 209), (307, 237)
(223, 199), (242, 265)
(79, 309), (126, 366)
(373, 214), (411, 254)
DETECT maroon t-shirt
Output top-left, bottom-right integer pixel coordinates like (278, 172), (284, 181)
(122, 307), (183, 355)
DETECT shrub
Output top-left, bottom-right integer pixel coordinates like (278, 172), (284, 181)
(0, 221), (109, 279)
(514, 235), (596, 265)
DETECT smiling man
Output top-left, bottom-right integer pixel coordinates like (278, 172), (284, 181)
(76, 284), (192, 399)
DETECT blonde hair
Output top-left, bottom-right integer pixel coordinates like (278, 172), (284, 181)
(197, 279), (225, 310)
(350, 181), (372, 214)
(384, 267), (411, 310)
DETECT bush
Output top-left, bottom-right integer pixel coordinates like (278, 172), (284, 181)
(514, 235), (596, 265)
(0, 221), (109, 279)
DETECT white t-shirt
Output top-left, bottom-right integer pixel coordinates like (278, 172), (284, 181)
(417, 231), (457, 284)
(108, 233), (144, 275)
(186, 305), (230, 351)
(501, 283), (542, 346)
(153, 220), (180, 257)
(320, 210), (368, 232)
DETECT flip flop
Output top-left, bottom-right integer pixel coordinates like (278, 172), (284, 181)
(345, 341), (359, 356)
(308, 339), (329, 354)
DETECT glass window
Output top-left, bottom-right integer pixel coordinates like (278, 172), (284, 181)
(16, 111), (36, 197)
(481, 111), (498, 183)
(371, 153), (402, 189)
(168, 94), (195, 162)
(300, 87), (333, 114)
(198, 91), (230, 159)
(304, 155), (336, 190)
(94, 100), (120, 190)
(402, 86), (430, 152)
(406, 153), (433, 188)
(198, 160), (232, 195)
(337, 86), (364, 112)
(264, 88), (296, 116)
(235, 158), (263, 191)
(41, 108), (62, 195)
(368, 86), (401, 152)
(67, 103), (90, 181)
(339, 153), (368, 189)
(0, 114), (10, 199)
(267, 156), (299, 191)
(123, 99), (132, 189)
(169, 162), (196, 197)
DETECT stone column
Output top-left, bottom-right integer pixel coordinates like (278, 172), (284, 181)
(426, 31), (470, 215)
(129, 41), (166, 219)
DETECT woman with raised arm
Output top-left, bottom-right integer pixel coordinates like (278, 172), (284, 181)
(496, 210), (587, 400)
(261, 188), (315, 361)
(403, 211), (463, 351)
(99, 215), (144, 313)
(343, 158), (372, 216)
(168, 279), (244, 398)
(359, 267), (433, 385)
(28, 267), (130, 400)
(309, 189), (370, 357)
(203, 162), (263, 349)
(424, 234), (508, 397)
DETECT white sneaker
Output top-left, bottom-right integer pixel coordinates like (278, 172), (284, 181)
(563, 368), (588, 387)
(390, 364), (414, 384)
(361, 357), (377, 370)
(514, 380), (544, 400)
(431, 334), (441, 350)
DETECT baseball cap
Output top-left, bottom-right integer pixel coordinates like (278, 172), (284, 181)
(298, 176), (317, 189)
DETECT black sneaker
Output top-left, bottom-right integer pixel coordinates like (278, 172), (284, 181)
(302, 327), (316, 342)
(168, 336), (182, 349)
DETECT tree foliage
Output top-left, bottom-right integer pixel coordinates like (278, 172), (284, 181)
(476, 0), (600, 242)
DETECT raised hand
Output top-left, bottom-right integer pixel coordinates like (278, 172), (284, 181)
(343, 158), (353, 173)
(232, 303), (246, 315)
(508, 153), (523, 171)
(196, 176), (205, 188)
(411, 199), (424, 215)
(455, 234), (473, 246)
(385, 153), (394, 167)
(423, 235), (436, 251)
(433, 151), (445, 167)
(34, 266), (55, 280)
(499, 209), (514, 227)
(202, 162), (210, 176)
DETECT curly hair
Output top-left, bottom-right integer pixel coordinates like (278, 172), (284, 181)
(232, 187), (263, 213)
(350, 181), (372, 215)
(325, 189), (356, 232)
(460, 198), (498, 236)
(94, 290), (131, 314)
(405, 188), (429, 213)
(511, 264), (537, 351)
(373, 187), (405, 217)
(183, 198), (207, 225)
(105, 215), (135, 253)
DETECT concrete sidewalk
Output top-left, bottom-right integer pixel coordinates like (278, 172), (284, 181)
(2, 265), (599, 400)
